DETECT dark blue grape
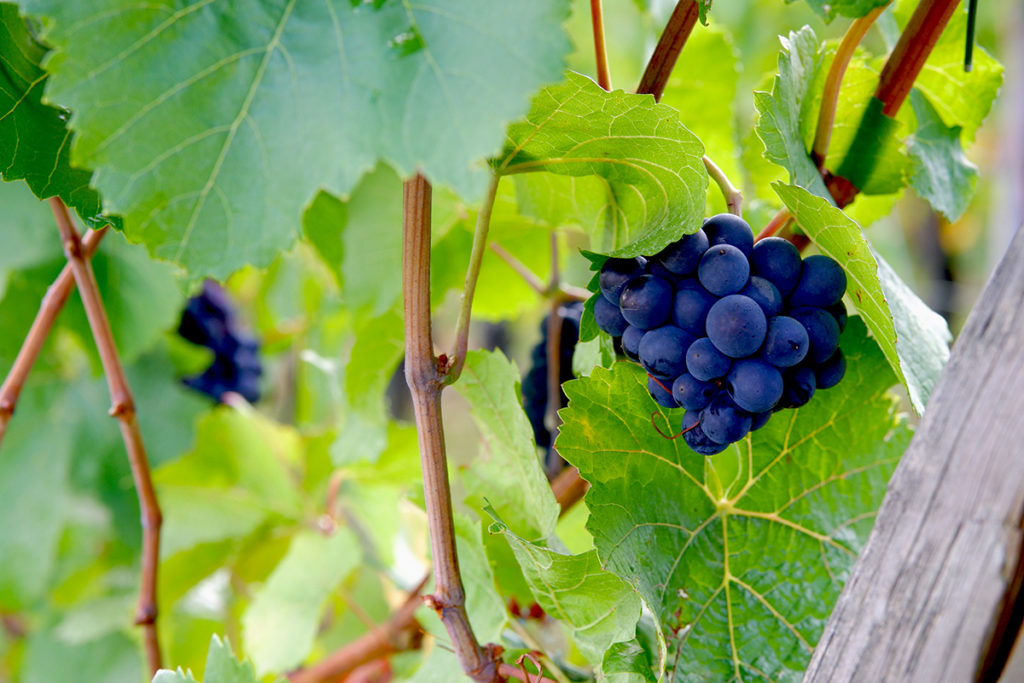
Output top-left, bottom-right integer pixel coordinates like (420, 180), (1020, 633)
(685, 337), (732, 381)
(781, 366), (816, 409)
(701, 392), (752, 444)
(750, 411), (772, 431)
(682, 411), (728, 455)
(646, 259), (681, 284)
(740, 276), (783, 318)
(621, 325), (644, 361)
(760, 316), (809, 368)
(826, 300), (848, 332)
(647, 375), (678, 408)
(599, 257), (646, 304)
(790, 307), (840, 364)
(698, 244), (750, 296)
(672, 373), (717, 411)
(638, 325), (694, 379)
(654, 230), (710, 275)
(593, 294), (629, 336)
(726, 359), (784, 413)
(750, 237), (801, 296)
(706, 295), (767, 358)
(815, 349), (846, 389)
(671, 279), (716, 336)
(619, 275), (673, 330)
(789, 254), (847, 307)
(703, 213), (754, 257)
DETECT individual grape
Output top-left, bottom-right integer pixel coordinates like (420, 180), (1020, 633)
(672, 373), (717, 411)
(750, 411), (772, 431)
(789, 254), (847, 308)
(726, 359), (783, 413)
(701, 392), (752, 444)
(646, 260), (680, 284)
(698, 244), (750, 296)
(790, 307), (840, 364)
(593, 294), (629, 336)
(750, 237), (801, 296)
(685, 337), (732, 382)
(671, 279), (717, 336)
(826, 300), (848, 332)
(599, 257), (646, 304)
(815, 349), (846, 389)
(638, 325), (695, 379)
(682, 411), (728, 455)
(647, 375), (679, 408)
(654, 230), (710, 275)
(521, 303), (583, 454)
(706, 295), (767, 358)
(703, 213), (754, 257)
(621, 325), (644, 361)
(740, 276), (783, 318)
(781, 366), (816, 409)
(760, 316), (810, 368)
(619, 275), (673, 330)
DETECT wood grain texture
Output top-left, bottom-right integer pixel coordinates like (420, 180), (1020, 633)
(805, 224), (1024, 682)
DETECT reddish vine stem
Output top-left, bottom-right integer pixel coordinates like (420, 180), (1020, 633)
(754, 208), (792, 242)
(812, 4), (890, 169)
(401, 175), (501, 682)
(590, 0), (612, 90)
(636, 0), (699, 101)
(287, 575), (428, 683)
(0, 225), (108, 446)
(49, 198), (162, 675)
(497, 662), (559, 683)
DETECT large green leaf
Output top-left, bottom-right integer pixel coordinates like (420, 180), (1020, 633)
(775, 183), (950, 412)
(153, 635), (285, 683)
(21, 0), (572, 278)
(795, 0), (889, 23)
(754, 27), (831, 201)
(454, 350), (559, 540)
(557, 318), (910, 681)
(0, 3), (102, 224)
(906, 90), (977, 222)
(489, 513), (654, 678)
(241, 529), (361, 675)
(498, 71), (708, 256)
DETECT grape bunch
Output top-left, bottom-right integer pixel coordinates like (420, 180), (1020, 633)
(177, 280), (263, 403)
(592, 213), (847, 455)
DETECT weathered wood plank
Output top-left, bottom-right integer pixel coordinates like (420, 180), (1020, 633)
(804, 224), (1024, 682)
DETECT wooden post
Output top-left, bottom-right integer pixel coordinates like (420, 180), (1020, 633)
(805, 224), (1024, 681)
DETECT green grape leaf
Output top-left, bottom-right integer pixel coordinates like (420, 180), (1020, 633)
(153, 635), (284, 683)
(497, 71), (708, 256)
(489, 513), (652, 676)
(896, 1), (1003, 144)
(454, 350), (559, 540)
(24, 629), (141, 683)
(775, 183), (950, 412)
(241, 529), (361, 675)
(661, 28), (741, 215)
(0, 3), (103, 225)
(796, 0), (890, 23)
(157, 486), (269, 559)
(331, 310), (404, 465)
(20, 0), (572, 278)
(754, 27), (831, 201)
(906, 90), (978, 222)
(0, 181), (64, 283)
(557, 318), (910, 681)
(0, 384), (73, 609)
(302, 191), (346, 288)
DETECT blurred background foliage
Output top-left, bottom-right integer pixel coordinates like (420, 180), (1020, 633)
(0, 0), (1017, 680)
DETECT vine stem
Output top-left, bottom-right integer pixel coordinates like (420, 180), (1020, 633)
(812, 4), (890, 169)
(0, 225), (108, 446)
(489, 243), (546, 295)
(703, 155), (743, 216)
(287, 575), (427, 683)
(49, 198), (163, 675)
(754, 208), (792, 242)
(402, 175), (501, 682)
(636, 0), (699, 101)
(497, 662), (559, 683)
(590, 0), (612, 90)
(544, 234), (564, 479)
(447, 172), (500, 384)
